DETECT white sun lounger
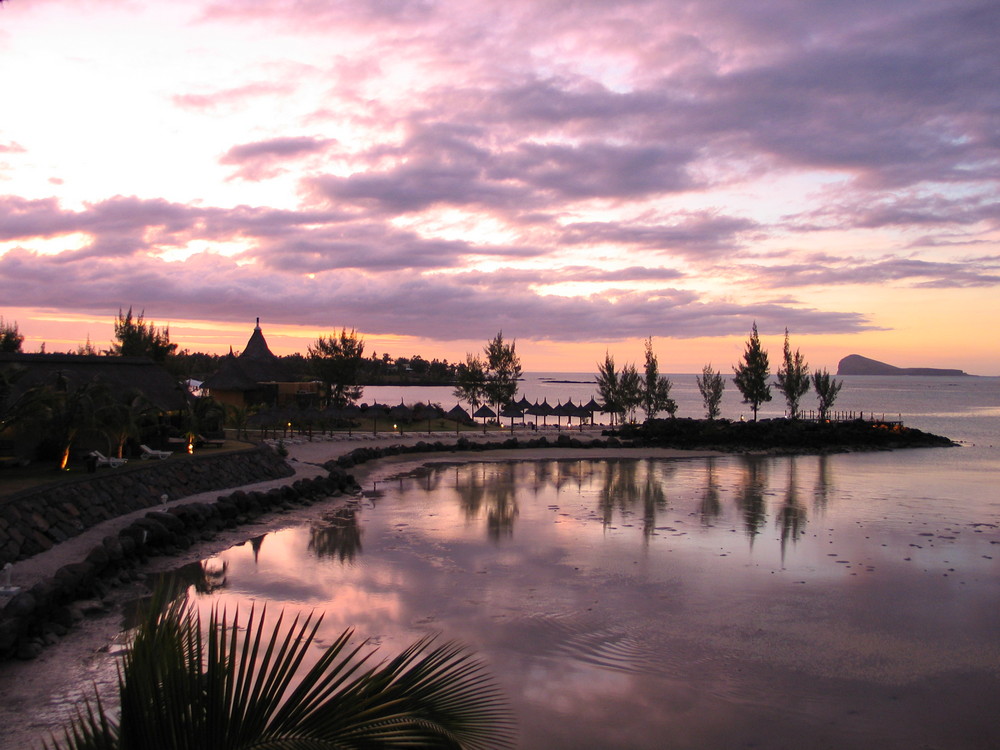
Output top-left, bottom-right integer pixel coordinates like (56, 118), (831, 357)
(140, 444), (172, 460)
(91, 451), (127, 468)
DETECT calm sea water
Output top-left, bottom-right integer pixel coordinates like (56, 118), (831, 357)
(171, 376), (999, 748)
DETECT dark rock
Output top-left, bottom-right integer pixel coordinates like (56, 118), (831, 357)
(2, 592), (36, 619)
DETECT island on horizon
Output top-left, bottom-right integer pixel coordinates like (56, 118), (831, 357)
(837, 354), (969, 377)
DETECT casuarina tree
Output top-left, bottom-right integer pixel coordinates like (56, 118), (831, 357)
(309, 328), (366, 408)
(482, 331), (521, 413)
(0, 317), (23, 352)
(641, 337), (677, 418)
(732, 322), (771, 420)
(454, 353), (488, 411)
(696, 364), (726, 419)
(812, 368), (843, 421)
(775, 328), (810, 418)
(111, 307), (177, 362)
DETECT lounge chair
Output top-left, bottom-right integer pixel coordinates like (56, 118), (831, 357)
(91, 450), (127, 468)
(140, 444), (172, 460)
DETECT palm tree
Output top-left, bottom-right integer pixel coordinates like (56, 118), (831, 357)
(46, 591), (515, 750)
(96, 388), (155, 458)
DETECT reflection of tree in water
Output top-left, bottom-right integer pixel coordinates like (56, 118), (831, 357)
(308, 507), (363, 563)
(598, 459), (669, 539)
(451, 462), (519, 541)
(776, 459), (807, 564)
(736, 456), (768, 541)
(699, 457), (722, 524)
(122, 556), (229, 629)
(813, 454), (833, 510)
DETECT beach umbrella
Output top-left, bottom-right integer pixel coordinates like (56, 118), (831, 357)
(499, 403), (523, 428)
(447, 403), (472, 423)
(562, 398), (580, 428)
(446, 403), (472, 434)
(569, 400), (591, 430)
(365, 402), (390, 433)
(389, 399), (413, 421)
(535, 398), (555, 427)
(584, 397), (602, 425)
(552, 401), (572, 429)
(473, 404), (497, 425)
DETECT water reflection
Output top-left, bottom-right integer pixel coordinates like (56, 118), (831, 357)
(308, 507), (363, 562)
(698, 457), (722, 524)
(813, 453), (833, 510)
(452, 462), (520, 540)
(776, 461), (807, 563)
(169, 452), (1000, 750)
(598, 459), (669, 540)
(736, 456), (768, 541)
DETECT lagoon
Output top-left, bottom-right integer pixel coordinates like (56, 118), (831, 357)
(175, 446), (999, 749)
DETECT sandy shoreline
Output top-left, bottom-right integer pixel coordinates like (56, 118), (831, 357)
(0, 430), (718, 750)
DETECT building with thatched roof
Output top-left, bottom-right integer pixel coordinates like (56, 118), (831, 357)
(201, 320), (319, 409)
(0, 352), (188, 412)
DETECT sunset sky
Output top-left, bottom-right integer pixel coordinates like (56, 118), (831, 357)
(1, 0), (998, 374)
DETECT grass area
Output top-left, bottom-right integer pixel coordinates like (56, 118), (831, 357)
(0, 439), (255, 499)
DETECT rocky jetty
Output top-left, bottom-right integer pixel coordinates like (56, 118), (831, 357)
(622, 417), (956, 453)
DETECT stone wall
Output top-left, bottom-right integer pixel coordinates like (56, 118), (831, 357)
(0, 468), (359, 661)
(0, 446), (294, 566)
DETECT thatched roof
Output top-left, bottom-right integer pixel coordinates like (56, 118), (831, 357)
(0, 353), (187, 411)
(202, 321), (292, 391)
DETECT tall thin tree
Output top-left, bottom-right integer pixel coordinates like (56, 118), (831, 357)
(696, 364), (726, 420)
(482, 331), (521, 414)
(732, 322), (771, 421)
(641, 337), (677, 419)
(775, 328), (810, 419)
(812, 368), (843, 421)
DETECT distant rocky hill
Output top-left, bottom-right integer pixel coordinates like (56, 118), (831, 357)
(837, 354), (969, 377)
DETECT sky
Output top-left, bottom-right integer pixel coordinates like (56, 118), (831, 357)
(1, 0), (998, 374)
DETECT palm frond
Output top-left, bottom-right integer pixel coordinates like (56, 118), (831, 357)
(47, 586), (515, 750)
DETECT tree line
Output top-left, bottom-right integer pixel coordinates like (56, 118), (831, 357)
(597, 323), (843, 424)
(4, 311), (843, 423)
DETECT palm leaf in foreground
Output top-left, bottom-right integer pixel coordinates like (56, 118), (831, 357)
(46, 592), (515, 750)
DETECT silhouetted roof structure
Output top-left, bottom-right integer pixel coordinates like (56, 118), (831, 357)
(0, 352), (187, 411)
(446, 404), (472, 423)
(202, 319), (292, 392)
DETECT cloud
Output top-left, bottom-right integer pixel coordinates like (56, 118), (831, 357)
(0, 242), (874, 342)
(748, 254), (1000, 290)
(220, 136), (336, 181)
(172, 82), (293, 112)
(559, 212), (758, 260)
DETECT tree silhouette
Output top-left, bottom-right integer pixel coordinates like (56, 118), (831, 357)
(732, 322), (771, 421)
(482, 331), (521, 414)
(775, 328), (810, 418)
(696, 364), (726, 419)
(812, 368), (843, 421)
(309, 328), (365, 408)
(112, 307), (177, 362)
(641, 337), (676, 418)
(0, 317), (23, 352)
